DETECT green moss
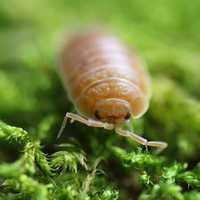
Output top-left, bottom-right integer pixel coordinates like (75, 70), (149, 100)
(145, 78), (200, 159)
(0, 0), (200, 199)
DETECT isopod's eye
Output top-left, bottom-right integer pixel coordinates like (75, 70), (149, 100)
(94, 110), (101, 120)
(124, 112), (131, 120)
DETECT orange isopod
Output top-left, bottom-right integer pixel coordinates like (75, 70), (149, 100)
(58, 29), (167, 150)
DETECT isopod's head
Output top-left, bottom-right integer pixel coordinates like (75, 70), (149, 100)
(94, 98), (131, 124)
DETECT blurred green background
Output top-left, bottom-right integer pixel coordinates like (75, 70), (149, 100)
(0, 0), (200, 199)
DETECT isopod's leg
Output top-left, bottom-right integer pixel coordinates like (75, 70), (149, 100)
(57, 112), (114, 139)
(115, 128), (168, 151)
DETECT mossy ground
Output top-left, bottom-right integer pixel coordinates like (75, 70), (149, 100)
(0, 0), (200, 199)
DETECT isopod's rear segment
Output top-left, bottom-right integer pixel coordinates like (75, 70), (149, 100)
(59, 30), (151, 122)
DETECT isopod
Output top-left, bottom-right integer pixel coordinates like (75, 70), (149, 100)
(58, 29), (167, 150)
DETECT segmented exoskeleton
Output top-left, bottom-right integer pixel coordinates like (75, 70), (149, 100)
(58, 29), (167, 150)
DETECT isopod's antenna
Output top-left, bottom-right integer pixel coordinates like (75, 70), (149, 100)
(57, 113), (168, 151)
(115, 127), (168, 151)
(57, 112), (114, 139)
(57, 113), (69, 139)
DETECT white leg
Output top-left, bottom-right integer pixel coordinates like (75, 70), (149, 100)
(115, 128), (168, 151)
(57, 112), (114, 139)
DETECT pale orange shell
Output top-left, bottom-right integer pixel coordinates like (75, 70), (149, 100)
(59, 30), (151, 122)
